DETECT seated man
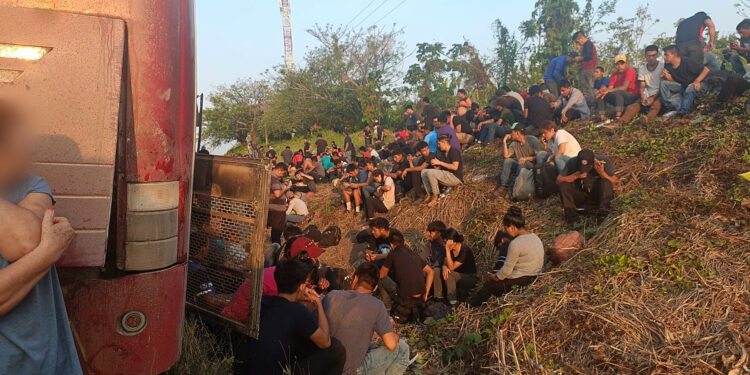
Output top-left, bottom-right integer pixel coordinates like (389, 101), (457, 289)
(556, 149), (618, 224)
(469, 207), (543, 307)
(286, 191), (309, 223)
(552, 79), (591, 124)
(478, 99), (514, 145)
(341, 164), (363, 214)
(421, 134), (463, 206)
(235, 260), (346, 375)
(620, 45), (664, 124)
(596, 54), (640, 123)
(359, 218), (401, 268)
(538, 121), (582, 174)
(524, 85), (555, 133)
(660, 44), (710, 117)
(364, 169), (396, 221)
(0, 102), (81, 374)
(379, 232), (434, 323)
(498, 126), (543, 193)
(401, 141), (436, 200)
(420, 221), (446, 277)
(323, 263), (410, 375)
(434, 228), (477, 305)
(384, 150), (409, 196)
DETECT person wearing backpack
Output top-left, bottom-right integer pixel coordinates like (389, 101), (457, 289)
(557, 149), (618, 224)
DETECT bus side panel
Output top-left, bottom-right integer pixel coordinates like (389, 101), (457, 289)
(61, 264), (186, 375)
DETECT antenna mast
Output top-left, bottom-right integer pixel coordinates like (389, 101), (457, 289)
(279, 0), (294, 71)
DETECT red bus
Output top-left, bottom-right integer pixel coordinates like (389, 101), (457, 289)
(0, 1), (196, 373)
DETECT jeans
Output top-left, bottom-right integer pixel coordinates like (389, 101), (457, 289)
(469, 275), (536, 307)
(603, 91), (639, 114)
(558, 177), (614, 222)
(378, 275), (398, 308)
(580, 69), (595, 99)
(544, 79), (560, 97)
(287, 214), (305, 223)
(660, 80), (705, 114)
(362, 184), (377, 200)
(536, 151), (570, 174)
(357, 340), (410, 375)
(433, 271), (478, 302)
(478, 123), (500, 143)
(499, 158), (520, 187)
(421, 169), (462, 195)
(729, 54), (747, 74)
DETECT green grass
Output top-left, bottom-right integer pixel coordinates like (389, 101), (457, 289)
(226, 129), (369, 156)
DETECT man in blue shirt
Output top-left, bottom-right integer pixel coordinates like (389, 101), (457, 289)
(543, 53), (577, 96)
(0, 102), (82, 375)
(424, 123), (438, 153)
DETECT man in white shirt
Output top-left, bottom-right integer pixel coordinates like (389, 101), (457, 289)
(537, 121), (582, 173)
(621, 45), (664, 124)
(286, 191), (309, 223)
(364, 169), (395, 221)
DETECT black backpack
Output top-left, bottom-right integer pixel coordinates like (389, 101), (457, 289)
(319, 225), (342, 248)
(532, 164), (559, 198)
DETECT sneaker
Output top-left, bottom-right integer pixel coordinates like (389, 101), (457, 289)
(408, 354), (420, 366)
(448, 299), (458, 306)
(663, 110), (680, 118)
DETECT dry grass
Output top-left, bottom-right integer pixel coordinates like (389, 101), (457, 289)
(306, 98), (750, 374)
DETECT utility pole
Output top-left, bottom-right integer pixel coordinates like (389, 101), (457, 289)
(196, 93), (203, 152)
(279, 0), (294, 71)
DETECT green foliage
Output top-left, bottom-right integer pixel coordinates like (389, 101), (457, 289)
(595, 254), (643, 274)
(203, 78), (269, 147)
(615, 127), (698, 163)
(598, 5), (659, 72)
(168, 317), (234, 375)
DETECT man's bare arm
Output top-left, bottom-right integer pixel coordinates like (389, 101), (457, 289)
(0, 194), (52, 262)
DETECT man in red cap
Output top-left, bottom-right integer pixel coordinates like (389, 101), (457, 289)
(288, 226), (325, 259)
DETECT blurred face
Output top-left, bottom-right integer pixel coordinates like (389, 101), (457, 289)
(372, 227), (387, 239)
(393, 153), (403, 163)
(0, 117), (34, 187)
(374, 174), (383, 184)
(426, 230), (441, 242)
(575, 35), (586, 45)
(541, 128), (555, 141)
(511, 130), (524, 142)
(505, 224), (519, 237)
(594, 69), (603, 80)
(664, 50), (677, 64)
(739, 28), (750, 39)
(645, 50), (659, 65)
(445, 239), (457, 251)
(616, 61), (628, 73)
(458, 92), (466, 99)
(437, 139), (450, 152)
(419, 146), (430, 157)
(560, 86), (571, 97)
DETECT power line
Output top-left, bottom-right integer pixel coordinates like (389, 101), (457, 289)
(345, 0), (378, 28)
(353, 0), (390, 29)
(371, 0), (408, 26)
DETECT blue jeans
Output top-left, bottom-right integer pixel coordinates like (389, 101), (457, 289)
(357, 339), (410, 375)
(500, 158), (519, 187)
(537, 151), (570, 174)
(479, 123), (508, 143)
(660, 80), (705, 114)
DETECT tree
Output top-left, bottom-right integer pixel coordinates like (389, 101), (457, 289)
(202, 78), (268, 147)
(491, 20), (526, 91)
(598, 4), (659, 72)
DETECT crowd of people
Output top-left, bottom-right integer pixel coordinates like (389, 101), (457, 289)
(1, 9), (749, 375)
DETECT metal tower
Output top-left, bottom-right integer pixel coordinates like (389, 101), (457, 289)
(279, 0), (294, 71)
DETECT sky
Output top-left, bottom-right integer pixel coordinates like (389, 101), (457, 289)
(195, 1), (742, 153)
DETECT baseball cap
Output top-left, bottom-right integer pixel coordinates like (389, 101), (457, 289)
(614, 54), (627, 63)
(577, 149), (595, 173)
(290, 237), (325, 259)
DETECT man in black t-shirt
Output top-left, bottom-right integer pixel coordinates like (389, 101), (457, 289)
(404, 105), (418, 131)
(556, 149), (618, 224)
(421, 134), (463, 207)
(675, 11), (716, 67)
(234, 260), (345, 375)
(303, 137), (311, 155)
(524, 85), (554, 132)
(315, 134), (328, 155)
(420, 97), (438, 128)
(401, 141), (436, 199)
(380, 232), (434, 323)
(660, 44), (711, 117)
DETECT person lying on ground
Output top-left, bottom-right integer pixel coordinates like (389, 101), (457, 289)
(341, 164), (363, 214)
(595, 54), (640, 124)
(0, 102), (81, 375)
(498, 126), (544, 194)
(358, 218), (402, 268)
(421, 134), (464, 207)
(323, 262), (410, 375)
(552, 79), (591, 124)
(380, 232), (434, 322)
(421, 221), (446, 274)
(660, 44), (711, 118)
(538, 121), (583, 174)
(401, 141), (436, 200)
(557, 149), (618, 224)
(620, 45), (664, 125)
(433, 228), (478, 305)
(469, 207), (543, 307)
(364, 169), (396, 221)
(234, 259), (345, 375)
(286, 191), (309, 224)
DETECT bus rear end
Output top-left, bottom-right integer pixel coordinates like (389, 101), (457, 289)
(0, 1), (196, 373)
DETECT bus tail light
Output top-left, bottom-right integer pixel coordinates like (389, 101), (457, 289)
(122, 182), (180, 271)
